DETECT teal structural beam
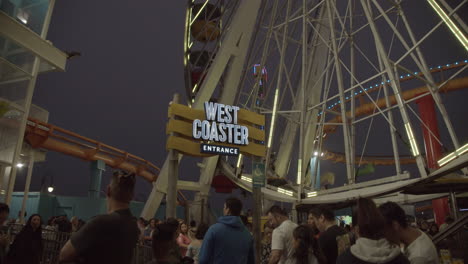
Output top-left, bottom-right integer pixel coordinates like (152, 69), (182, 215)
(89, 160), (105, 198)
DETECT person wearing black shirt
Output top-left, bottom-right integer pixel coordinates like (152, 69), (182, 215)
(59, 171), (139, 264)
(7, 214), (43, 264)
(307, 210), (320, 237)
(309, 206), (347, 264)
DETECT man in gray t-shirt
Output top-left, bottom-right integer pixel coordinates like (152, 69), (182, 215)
(59, 172), (139, 264)
(267, 206), (297, 264)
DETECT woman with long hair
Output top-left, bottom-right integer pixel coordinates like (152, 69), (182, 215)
(7, 214), (43, 264)
(336, 198), (409, 264)
(186, 223), (209, 264)
(144, 218), (157, 245)
(150, 222), (181, 264)
(292, 225), (320, 264)
(177, 222), (192, 256)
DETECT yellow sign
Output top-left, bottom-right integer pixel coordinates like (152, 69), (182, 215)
(166, 103), (265, 157)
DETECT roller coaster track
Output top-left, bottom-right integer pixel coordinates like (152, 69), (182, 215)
(24, 118), (188, 204)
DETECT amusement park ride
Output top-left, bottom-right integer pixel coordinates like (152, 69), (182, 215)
(147, 0), (468, 223)
(2, 0), (467, 227)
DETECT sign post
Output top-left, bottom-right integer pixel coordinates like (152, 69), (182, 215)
(165, 100), (265, 258)
(252, 157), (264, 264)
(252, 162), (265, 188)
(166, 94), (180, 219)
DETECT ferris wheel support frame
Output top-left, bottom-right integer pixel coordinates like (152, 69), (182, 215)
(251, 0), (466, 197)
(326, 0), (354, 185)
(359, 0), (428, 178)
(372, 0), (462, 157)
(273, 3), (332, 184)
(141, 0), (263, 220)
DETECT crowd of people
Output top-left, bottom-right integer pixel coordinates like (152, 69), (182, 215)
(0, 170), (454, 264)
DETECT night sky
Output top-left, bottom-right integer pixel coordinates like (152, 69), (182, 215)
(14, 1), (189, 201)
(12, 1), (468, 212)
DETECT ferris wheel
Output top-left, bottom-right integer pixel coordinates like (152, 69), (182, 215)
(185, 0), (467, 200)
(142, 0), (468, 219)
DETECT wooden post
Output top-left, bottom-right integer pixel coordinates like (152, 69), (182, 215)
(200, 198), (205, 224)
(252, 179), (262, 263)
(166, 94), (180, 219)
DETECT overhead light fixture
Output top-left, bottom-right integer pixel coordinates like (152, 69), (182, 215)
(296, 159), (302, 185)
(313, 152), (318, 156)
(404, 123), (420, 156)
(18, 17), (27, 24)
(267, 88), (280, 148)
(47, 186), (54, 193)
(321, 152), (324, 157)
(16, 9), (29, 24)
(427, 0), (468, 51)
(16, 163), (24, 168)
(438, 142), (468, 167)
(237, 154), (243, 168)
(307, 191), (317, 197)
(457, 142), (468, 155)
(277, 187), (293, 196)
(241, 175), (252, 183)
(438, 152), (457, 167)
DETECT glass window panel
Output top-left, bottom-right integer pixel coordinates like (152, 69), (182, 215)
(0, 79), (29, 107)
(0, 0), (51, 35)
(0, 103), (23, 164)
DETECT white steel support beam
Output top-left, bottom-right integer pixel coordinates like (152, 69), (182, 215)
(311, 48), (335, 190)
(0, 10), (67, 71)
(275, 2), (329, 180)
(372, 15), (402, 175)
(397, 10), (465, 174)
(395, 0), (466, 65)
(381, 73), (402, 175)
(266, 0), (291, 170)
(19, 150), (34, 224)
(248, 0), (279, 110)
(426, 0), (468, 51)
(297, 0), (307, 194)
(142, 0), (262, 220)
(177, 180), (201, 191)
(349, 0), (356, 185)
(434, 0), (468, 35)
(5, 0), (59, 204)
(301, 4), (331, 188)
(371, 0), (462, 155)
(359, 0), (428, 179)
(326, 0), (354, 184)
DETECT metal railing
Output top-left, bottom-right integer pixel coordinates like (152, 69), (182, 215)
(6, 223), (154, 264)
(432, 214), (468, 263)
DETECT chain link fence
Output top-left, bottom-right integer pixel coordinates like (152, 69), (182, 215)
(6, 223), (153, 264)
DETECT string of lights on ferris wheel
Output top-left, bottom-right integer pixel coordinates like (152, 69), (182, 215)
(317, 60), (468, 117)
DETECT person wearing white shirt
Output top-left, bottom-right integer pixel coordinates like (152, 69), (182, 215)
(267, 205), (297, 264)
(379, 202), (439, 264)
